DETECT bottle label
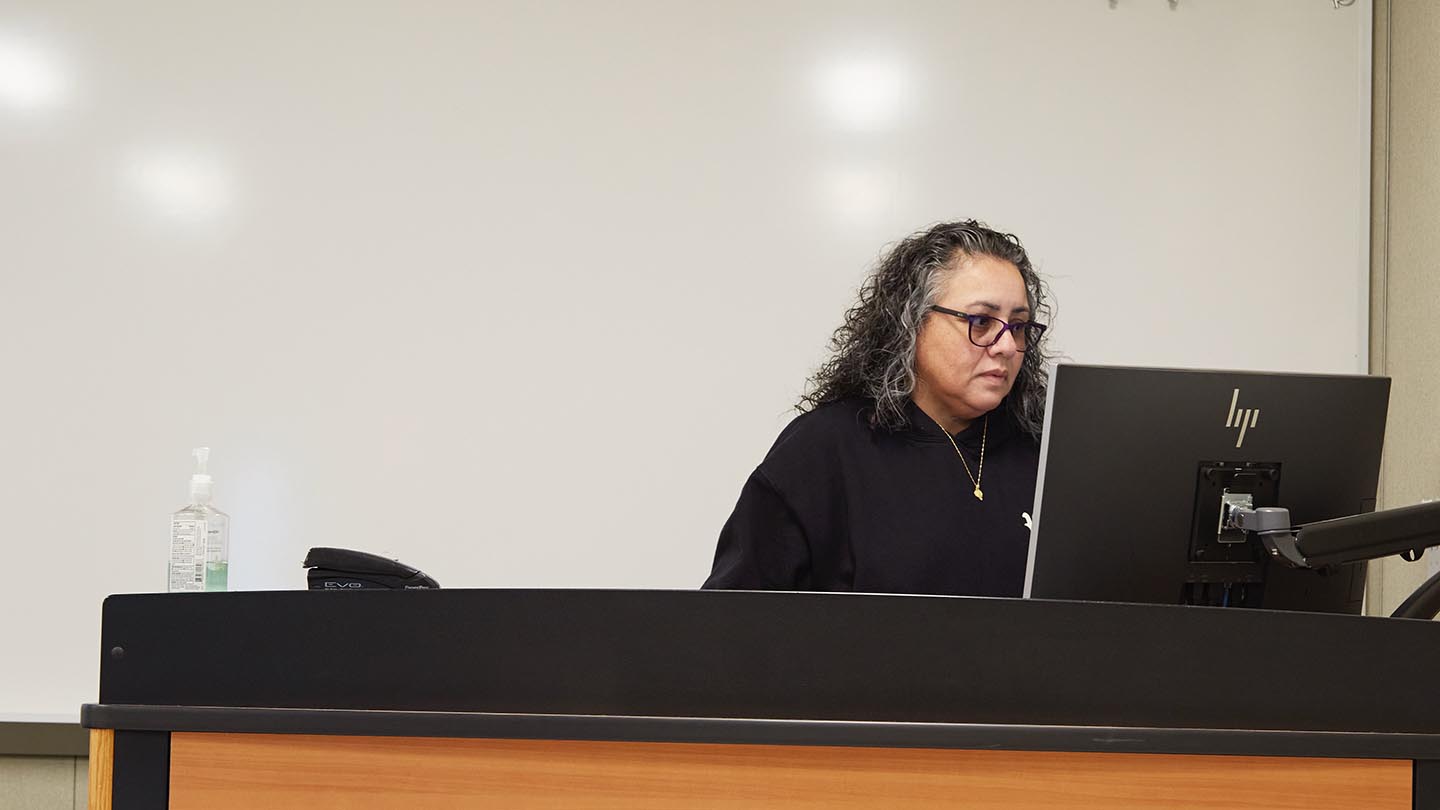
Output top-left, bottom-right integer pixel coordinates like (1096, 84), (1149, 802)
(169, 518), (207, 592)
(205, 514), (229, 563)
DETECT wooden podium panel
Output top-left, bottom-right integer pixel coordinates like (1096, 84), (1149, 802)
(167, 732), (1410, 810)
(88, 729), (113, 810)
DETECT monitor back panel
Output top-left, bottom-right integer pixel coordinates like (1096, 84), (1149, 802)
(1025, 365), (1389, 613)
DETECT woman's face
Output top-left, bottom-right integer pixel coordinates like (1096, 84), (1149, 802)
(913, 253), (1031, 429)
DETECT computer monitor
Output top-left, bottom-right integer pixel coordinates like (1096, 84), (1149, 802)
(1023, 365), (1390, 614)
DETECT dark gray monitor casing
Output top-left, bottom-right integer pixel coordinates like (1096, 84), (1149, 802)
(1023, 364), (1389, 614)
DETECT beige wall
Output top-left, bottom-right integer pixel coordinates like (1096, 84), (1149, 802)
(1368, 0), (1440, 616)
(0, 757), (86, 810)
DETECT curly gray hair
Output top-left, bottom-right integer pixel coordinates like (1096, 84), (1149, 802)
(799, 220), (1055, 439)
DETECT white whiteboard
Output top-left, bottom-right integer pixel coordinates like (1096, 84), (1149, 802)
(0, 0), (1370, 722)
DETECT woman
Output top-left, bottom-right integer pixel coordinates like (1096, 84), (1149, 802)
(703, 220), (1054, 596)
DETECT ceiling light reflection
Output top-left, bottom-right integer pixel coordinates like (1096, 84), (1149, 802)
(815, 57), (910, 132)
(0, 32), (70, 113)
(122, 149), (234, 225)
(818, 164), (898, 228)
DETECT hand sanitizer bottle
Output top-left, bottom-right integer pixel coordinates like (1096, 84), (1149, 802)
(167, 447), (230, 592)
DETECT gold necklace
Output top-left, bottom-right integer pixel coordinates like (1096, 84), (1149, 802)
(927, 413), (987, 501)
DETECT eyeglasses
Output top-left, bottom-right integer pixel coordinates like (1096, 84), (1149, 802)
(929, 305), (1047, 352)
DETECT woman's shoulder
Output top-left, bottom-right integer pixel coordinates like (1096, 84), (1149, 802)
(763, 398), (877, 464)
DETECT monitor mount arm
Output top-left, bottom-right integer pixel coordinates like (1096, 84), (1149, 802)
(1225, 500), (1440, 619)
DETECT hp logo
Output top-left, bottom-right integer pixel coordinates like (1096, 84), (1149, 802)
(1225, 388), (1259, 448)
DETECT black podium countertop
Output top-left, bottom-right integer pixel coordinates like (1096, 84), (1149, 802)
(82, 589), (1440, 759)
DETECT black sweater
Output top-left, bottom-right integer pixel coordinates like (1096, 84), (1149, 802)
(702, 397), (1040, 596)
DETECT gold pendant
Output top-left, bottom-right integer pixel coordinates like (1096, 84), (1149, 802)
(973, 486), (984, 501)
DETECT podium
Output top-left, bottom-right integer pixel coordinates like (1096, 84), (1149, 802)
(82, 589), (1440, 809)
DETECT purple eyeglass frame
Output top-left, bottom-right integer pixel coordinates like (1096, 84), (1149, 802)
(929, 305), (1048, 352)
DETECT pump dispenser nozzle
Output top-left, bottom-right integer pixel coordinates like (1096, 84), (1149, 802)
(189, 446), (214, 504)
